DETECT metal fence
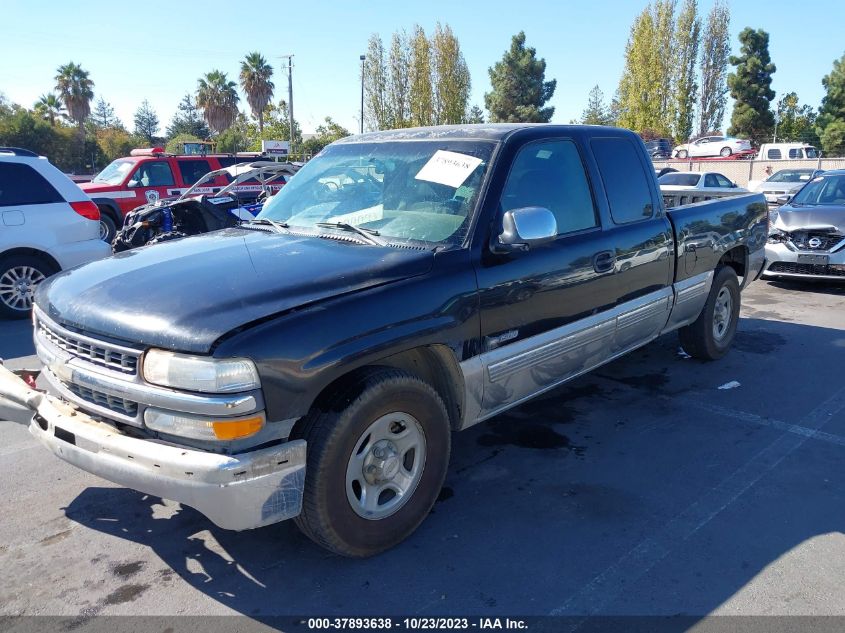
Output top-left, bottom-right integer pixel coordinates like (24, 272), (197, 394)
(652, 158), (845, 187)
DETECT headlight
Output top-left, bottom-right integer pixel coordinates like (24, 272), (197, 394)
(767, 228), (788, 244)
(143, 349), (260, 393)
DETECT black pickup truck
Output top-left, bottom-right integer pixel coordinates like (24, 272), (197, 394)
(2, 124), (768, 557)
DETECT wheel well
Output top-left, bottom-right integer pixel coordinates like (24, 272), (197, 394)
(0, 247), (60, 273)
(93, 201), (121, 224)
(304, 345), (465, 432)
(719, 245), (747, 282)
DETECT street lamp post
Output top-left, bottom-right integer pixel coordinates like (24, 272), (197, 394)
(359, 54), (366, 134)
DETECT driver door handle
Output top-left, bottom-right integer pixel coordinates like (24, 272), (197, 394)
(593, 250), (616, 273)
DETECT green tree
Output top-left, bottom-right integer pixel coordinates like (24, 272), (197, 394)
(90, 96), (120, 129)
(432, 23), (471, 125)
(727, 27), (776, 145)
(387, 30), (410, 128)
(55, 62), (94, 132)
(465, 104), (485, 124)
(133, 99), (159, 143)
(246, 100), (303, 155)
(164, 132), (203, 155)
(216, 113), (251, 153)
(580, 85), (612, 125)
(96, 127), (136, 162)
(617, 6), (667, 134)
(409, 25), (434, 126)
(302, 117), (352, 156)
(166, 94), (210, 139)
(0, 108), (78, 170)
(33, 93), (65, 126)
(673, 0), (700, 141)
(816, 52), (845, 156)
(196, 70), (239, 135)
(364, 34), (389, 130)
(774, 92), (819, 145)
(239, 52), (274, 133)
(485, 31), (556, 123)
(698, 0), (731, 137)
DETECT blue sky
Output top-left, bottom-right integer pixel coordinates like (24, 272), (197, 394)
(1, 0), (843, 135)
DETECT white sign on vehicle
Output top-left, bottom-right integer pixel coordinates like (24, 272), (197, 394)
(415, 150), (483, 188)
(262, 140), (290, 156)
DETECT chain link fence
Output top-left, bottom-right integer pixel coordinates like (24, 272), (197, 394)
(652, 158), (845, 187)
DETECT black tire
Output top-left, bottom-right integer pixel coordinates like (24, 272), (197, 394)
(677, 149), (688, 159)
(0, 254), (57, 319)
(291, 368), (451, 557)
(98, 210), (118, 243)
(679, 265), (741, 360)
(720, 146), (732, 157)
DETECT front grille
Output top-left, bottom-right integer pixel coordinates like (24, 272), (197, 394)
(788, 232), (843, 252)
(66, 383), (139, 418)
(37, 318), (140, 375)
(769, 262), (845, 277)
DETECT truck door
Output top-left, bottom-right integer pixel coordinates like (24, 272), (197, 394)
(473, 137), (617, 419)
(128, 160), (176, 206)
(588, 136), (674, 356)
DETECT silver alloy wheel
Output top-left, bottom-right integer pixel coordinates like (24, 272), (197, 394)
(712, 286), (733, 341)
(720, 146), (732, 157)
(0, 265), (46, 312)
(99, 219), (109, 241)
(345, 412), (427, 520)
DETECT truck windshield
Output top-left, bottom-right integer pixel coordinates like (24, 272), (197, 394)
(259, 140), (495, 246)
(790, 174), (845, 206)
(92, 159), (135, 185)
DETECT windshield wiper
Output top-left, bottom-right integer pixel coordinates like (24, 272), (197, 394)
(244, 218), (289, 233)
(315, 221), (387, 246)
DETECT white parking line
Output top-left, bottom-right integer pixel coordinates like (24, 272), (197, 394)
(549, 386), (845, 622)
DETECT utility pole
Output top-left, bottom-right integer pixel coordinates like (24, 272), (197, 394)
(280, 54), (295, 159)
(359, 54), (366, 134)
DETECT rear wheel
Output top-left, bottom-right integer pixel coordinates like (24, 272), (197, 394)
(292, 368), (450, 557)
(720, 146), (733, 157)
(0, 255), (57, 319)
(679, 265), (741, 360)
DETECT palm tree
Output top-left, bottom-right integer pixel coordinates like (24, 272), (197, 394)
(54, 62), (94, 131)
(239, 52), (274, 133)
(34, 93), (65, 126)
(196, 70), (240, 135)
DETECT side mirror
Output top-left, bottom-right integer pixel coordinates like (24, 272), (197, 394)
(776, 194), (793, 206)
(492, 206), (557, 254)
(127, 179), (140, 188)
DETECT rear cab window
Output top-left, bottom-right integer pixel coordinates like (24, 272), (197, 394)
(177, 159), (212, 186)
(590, 137), (654, 223)
(0, 162), (63, 206)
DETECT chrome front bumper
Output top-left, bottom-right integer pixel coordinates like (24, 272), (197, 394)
(763, 242), (845, 281)
(0, 364), (305, 530)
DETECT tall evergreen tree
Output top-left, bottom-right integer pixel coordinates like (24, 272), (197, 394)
(816, 52), (845, 156)
(727, 27), (776, 145)
(484, 31), (556, 123)
(774, 92), (819, 145)
(387, 31), (410, 128)
(90, 97), (119, 128)
(166, 94), (210, 139)
(408, 25), (434, 126)
(673, 0), (700, 141)
(133, 99), (159, 143)
(465, 104), (485, 124)
(698, 0), (731, 136)
(431, 23), (471, 125)
(580, 85), (612, 125)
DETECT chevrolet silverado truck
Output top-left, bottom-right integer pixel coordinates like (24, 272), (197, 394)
(0, 124), (768, 557)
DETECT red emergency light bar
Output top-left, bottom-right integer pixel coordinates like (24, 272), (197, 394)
(130, 147), (165, 156)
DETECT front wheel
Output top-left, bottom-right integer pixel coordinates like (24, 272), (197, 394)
(678, 265), (741, 360)
(720, 146), (733, 157)
(677, 149), (688, 159)
(292, 368), (451, 557)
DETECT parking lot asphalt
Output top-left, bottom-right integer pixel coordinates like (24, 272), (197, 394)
(0, 278), (844, 622)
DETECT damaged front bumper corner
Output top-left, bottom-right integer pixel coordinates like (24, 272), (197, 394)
(0, 364), (306, 531)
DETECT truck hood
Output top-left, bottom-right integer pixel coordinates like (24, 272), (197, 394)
(36, 228), (434, 353)
(773, 205), (845, 233)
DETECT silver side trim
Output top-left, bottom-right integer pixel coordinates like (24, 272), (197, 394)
(458, 271), (716, 430)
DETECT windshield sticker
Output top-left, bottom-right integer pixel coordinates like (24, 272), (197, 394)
(415, 150), (483, 188)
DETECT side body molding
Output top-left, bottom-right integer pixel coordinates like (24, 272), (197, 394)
(458, 270), (714, 430)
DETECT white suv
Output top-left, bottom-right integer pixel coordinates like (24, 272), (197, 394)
(0, 148), (110, 319)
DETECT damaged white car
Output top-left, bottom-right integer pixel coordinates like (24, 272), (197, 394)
(764, 170), (845, 280)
